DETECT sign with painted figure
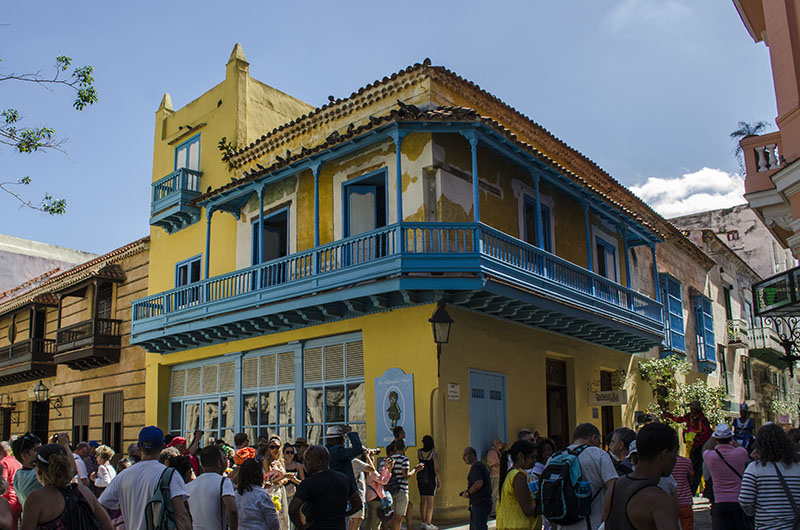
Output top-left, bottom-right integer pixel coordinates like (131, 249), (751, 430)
(374, 368), (416, 447)
(588, 389), (628, 406)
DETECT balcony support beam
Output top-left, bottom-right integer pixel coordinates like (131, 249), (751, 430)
(533, 172), (544, 249)
(468, 132), (480, 223)
(621, 225), (631, 289)
(392, 131), (407, 226)
(650, 243), (661, 303)
(583, 201), (593, 272)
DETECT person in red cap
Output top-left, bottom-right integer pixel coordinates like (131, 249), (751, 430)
(166, 430), (202, 476)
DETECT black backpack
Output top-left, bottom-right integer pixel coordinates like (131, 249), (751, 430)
(538, 445), (593, 526)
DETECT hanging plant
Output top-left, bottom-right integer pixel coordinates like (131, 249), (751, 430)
(770, 391), (800, 424)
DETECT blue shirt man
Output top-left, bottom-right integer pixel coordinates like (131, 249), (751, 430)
(325, 425), (363, 486)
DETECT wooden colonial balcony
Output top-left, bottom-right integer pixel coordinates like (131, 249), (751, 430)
(150, 168), (203, 234)
(749, 326), (788, 369)
(132, 222), (664, 355)
(55, 318), (122, 370)
(0, 338), (57, 384)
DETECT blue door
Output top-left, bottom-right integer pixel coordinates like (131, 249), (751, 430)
(469, 370), (507, 461)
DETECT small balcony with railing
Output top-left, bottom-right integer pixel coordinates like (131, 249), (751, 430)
(55, 318), (122, 370)
(727, 319), (750, 349)
(0, 338), (57, 384)
(741, 131), (784, 194)
(749, 326), (788, 369)
(150, 168), (203, 233)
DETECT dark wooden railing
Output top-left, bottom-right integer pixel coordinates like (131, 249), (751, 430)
(56, 318), (122, 354)
(3, 338), (56, 362)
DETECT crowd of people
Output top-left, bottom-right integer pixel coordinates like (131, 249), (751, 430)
(0, 404), (798, 530)
(0, 423), (443, 530)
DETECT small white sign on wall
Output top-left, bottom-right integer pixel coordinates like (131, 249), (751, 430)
(588, 390), (628, 406)
(447, 383), (460, 401)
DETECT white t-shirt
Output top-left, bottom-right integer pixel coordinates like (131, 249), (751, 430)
(73, 453), (89, 481)
(95, 462), (117, 487)
(557, 445), (618, 530)
(99, 459), (189, 530)
(187, 472), (235, 530)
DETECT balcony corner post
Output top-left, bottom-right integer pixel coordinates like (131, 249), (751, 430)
(312, 163), (322, 248)
(257, 185), (265, 265)
(205, 206), (215, 280)
(649, 243), (661, 303)
(392, 129), (407, 227)
(467, 131), (480, 224)
(582, 201), (593, 272)
(533, 172), (544, 249)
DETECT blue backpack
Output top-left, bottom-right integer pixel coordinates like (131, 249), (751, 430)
(538, 445), (593, 526)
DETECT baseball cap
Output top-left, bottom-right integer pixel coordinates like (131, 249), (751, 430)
(166, 436), (187, 448)
(138, 426), (165, 450)
(626, 440), (638, 459)
(88, 441), (100, 449)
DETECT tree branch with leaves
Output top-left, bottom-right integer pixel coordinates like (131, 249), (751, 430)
(1, 55), (98, 214)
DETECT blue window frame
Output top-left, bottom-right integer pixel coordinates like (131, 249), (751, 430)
(241, 347), (298, 444)
(251, 208), (289, 265)
(175, 134), (201, 171)
(595, 237), (618, 282)
(174, 255), (202, 308)
(523, 196), (552, 252)
(660, 275), (686, 354)
(693, 295), (716, 369)
(343, 170), (387, 237)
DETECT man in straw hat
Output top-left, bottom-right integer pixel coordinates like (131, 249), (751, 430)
(325, 424), (363, 486)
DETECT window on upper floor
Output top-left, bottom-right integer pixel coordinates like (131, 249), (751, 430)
(727, 230), (739, 241)
(522, 195), (553, 252)
(693, 294), (717, 366)
(175, 134), (200, 172)
(660, 274), (685, 353)
(343, 170), (386, 237)
(595, 236), (619, 282)
(718, 345), (730, 394)
(252, 209), (289, 265)
(176, 256), (202, 288)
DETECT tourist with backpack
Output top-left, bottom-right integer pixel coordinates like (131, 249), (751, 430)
(19, 443), (113, 530)
(703, 424), (749, 530)
(738, 423), (800, 530)
(459, 447), (492, 530)
(187, 446), (239, 530)
(600, 423), (680, 530)
(539, 423), (617, 530)
(99, 426), (191, 530)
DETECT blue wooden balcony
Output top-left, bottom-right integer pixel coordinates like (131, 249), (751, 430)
(150, 168), (203, 233)
(131, 222), (664, 354)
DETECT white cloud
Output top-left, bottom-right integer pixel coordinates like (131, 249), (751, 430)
(628, 167), (746, 218)
(604, 0), (691, 33)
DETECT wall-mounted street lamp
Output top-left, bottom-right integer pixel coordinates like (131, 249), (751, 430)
(33, 381), (62, 416)
(429, 301), (453, 376)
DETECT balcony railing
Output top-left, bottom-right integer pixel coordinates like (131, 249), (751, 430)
(749, 326), (788, 369)
(2, 338), (55, 363)
(742, 131), (783, 193)
(56, 318), (122, 354)
(150, 168), (203, 233)
(133, 222), (663, 326)
(727, 319), (750, 348)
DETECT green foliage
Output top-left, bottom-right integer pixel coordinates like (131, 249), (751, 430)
(0, 54), (98, 214)
(770, 391), (800, 423)
(730, 120), (772, 173)
(639, 355), (725, 427)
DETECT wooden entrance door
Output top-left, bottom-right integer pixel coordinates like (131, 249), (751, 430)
(546, 359), (570, 450)
(31, 401), (49, 442)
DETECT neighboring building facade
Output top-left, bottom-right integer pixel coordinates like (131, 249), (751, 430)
(670, 204), (795, 279)
(735, 0), (800, 257)
(0, 233), (97, 293)
(132, 47), (716, 517)
(0, 237), (149, 451)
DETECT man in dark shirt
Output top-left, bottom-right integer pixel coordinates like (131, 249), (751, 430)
(460, 446), (492, 530)
(608, 427), (636, 476)
(325, 425), (363, 486)
(290, 445), (362, 530)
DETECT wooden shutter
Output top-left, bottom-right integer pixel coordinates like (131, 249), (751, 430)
(219, 362), (236, 392)
(203, 365), (218, 394)
(277, 352), (294, 386)
(661, 275), (685, 352)
(304, 347), (323, 383)
(345, 341), (364, 378)
(171, 370), (186, 397)
(260, 355), (277, 387)
(324, 343), (344, 381)
(242, 358), (258, 389)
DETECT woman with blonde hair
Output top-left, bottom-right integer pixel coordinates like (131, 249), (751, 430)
(20, 444), (112, 530)
(263, 435), (295, 530)
(91, 444), (116, 494)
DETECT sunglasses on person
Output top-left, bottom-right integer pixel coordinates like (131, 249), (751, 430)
(284, 450), (295, 455)
(269, 444), (281, 450)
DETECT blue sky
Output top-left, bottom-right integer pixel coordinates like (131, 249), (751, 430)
(0, 0), (776, 253)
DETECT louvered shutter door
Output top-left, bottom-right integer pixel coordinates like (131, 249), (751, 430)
(171, 370), (186, 397)
(260, 355), (277, 387)
(186, 367), (202, 396)
(278, 352), (294, 386)
(325, 343), (344, 380)
(219, 362), (236, 392)
(203, 365), (218, 394)
(702, 297), (716, 363)
(242, 358), (258, 389)
(663, 276), (685, 352)
(346, 341), (364, 378)
(305, 347), (323, 383)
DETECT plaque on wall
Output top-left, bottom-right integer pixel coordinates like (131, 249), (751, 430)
(374, 368), (416, 447)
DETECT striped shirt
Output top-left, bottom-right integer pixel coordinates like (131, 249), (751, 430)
(671, 455), (694, 507)
(739, 460), (800, 530)
(388, 454), (410, 492)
